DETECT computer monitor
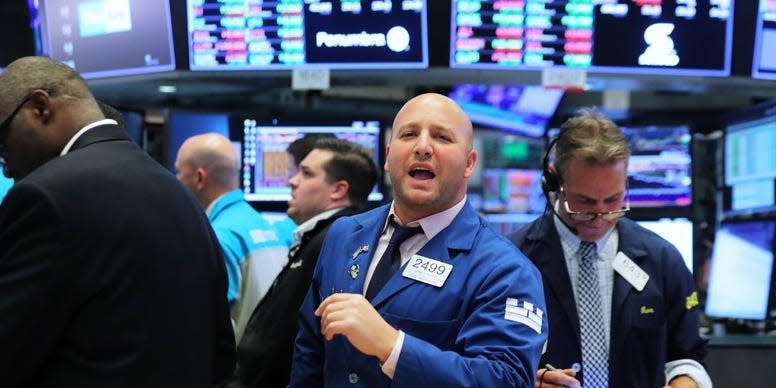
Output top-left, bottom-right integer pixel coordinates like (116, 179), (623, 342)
(481, 168), (545, 215)
(39, 0), (176, 78)
(622, 125), (693, 208)
(637, 218), (694, 273)
(473, 129), (545, 234)
(166, 111), (231, 172)
(230, 117), (383, 202)
(448, 84), (564, 138)
(705, 218), (776, 321)
(723, 100), (776, 217)
(752, 0), (776, 80)
(187, 0), (428, 70)
(450, 0), (734, 76)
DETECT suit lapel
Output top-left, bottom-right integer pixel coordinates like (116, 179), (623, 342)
(370, 202), (480, 307)
(340, 207), (389, 295)
(526, 215), (581, 344)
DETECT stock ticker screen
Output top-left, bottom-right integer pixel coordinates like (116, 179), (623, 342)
(187, 0), (428, 70)
(450, 0), (734, 76)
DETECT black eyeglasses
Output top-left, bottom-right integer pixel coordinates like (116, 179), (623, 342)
(560, 186), (630, 222)
(0, 95), (32, 161)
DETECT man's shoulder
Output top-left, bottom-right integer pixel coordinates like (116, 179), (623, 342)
(212, 203), (287, 247)
(327, 204), (388, 230)
(504, 214), (546, 248)
(619, 218), (679, 251)
(618, 218), (691, 277)
(304, 208), (357, 237)
(212, 198), (265, 227)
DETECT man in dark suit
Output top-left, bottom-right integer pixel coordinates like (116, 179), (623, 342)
(230, 137), (378, 387)
(0, 56), (235, 386)
(509, 109), (709, 388)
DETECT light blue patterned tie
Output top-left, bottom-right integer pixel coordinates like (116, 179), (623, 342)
(578, 241), (609, 387)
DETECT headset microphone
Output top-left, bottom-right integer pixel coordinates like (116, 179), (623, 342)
(541, 136), (578, 236)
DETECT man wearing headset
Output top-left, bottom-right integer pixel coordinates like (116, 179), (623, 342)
(509, 109), (710, 388)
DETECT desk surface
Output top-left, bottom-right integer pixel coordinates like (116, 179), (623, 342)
(708, 334), (776, 347)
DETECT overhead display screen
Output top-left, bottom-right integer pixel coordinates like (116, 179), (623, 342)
(188, 0), (428, 70)
(449, 84), (564, 137)
(753, 0), (776, 80)
(39, 0), (176, 79)
(450, 0), (734, 76)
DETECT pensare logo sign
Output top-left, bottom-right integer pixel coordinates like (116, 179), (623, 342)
(315, 26), (411, 52)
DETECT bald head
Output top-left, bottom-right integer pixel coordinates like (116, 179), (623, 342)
(392, 93), (474, 149)
(175, 133), (239, 208)
(178, 133), (238, 188)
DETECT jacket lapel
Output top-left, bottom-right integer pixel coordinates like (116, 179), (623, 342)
(370, 202), (480, 307)
(525, 214), (581, 344)
(340, 207), (390, 295)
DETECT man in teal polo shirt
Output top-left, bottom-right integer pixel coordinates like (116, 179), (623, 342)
(176, 133), (288, 342)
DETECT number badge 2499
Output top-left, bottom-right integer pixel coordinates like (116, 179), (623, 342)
(402, 254), (453, 287)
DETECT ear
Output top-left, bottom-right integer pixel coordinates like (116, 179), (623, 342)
(383, 145), (390, 172)
(29, 89), (54, 124)
(463, 149), (478, 178)
(330, 180), (349, 202)
(195, 167), (208, 191)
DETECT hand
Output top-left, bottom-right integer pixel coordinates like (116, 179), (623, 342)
(535, 367), (580, 388)
(315, 292), (399, 362)
(668, 375), (699, 388)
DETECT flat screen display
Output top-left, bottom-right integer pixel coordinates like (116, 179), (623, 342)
(188, 0), (428, 70)
(481, 168), (545, 214)
(753, 0), (776, 80)
(166, 111), (231, 172)
(39, 0), (175, 79)
(449, 84), (564, 137)
(474, 130), (545, 234)
(705, 219), (775, 321)
(475, 128), (545, 213)
(637, 217), (693, 273)
(622, 125), (692, 208)
(723, 101), (776, 217)
(450, 0), (734, 76)
(231, 117), (383, 202)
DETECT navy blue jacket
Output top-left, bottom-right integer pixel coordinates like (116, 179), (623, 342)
(508, 214), (706, 388)
(291, 202), (548, 387)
